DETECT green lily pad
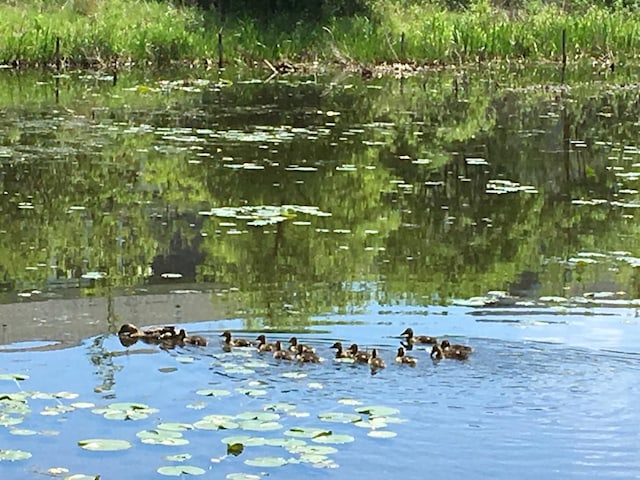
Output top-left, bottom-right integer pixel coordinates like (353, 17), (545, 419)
(356, 405), (400, 417)
(0, 449), (32, 461)
(236, 411), (280, 421)
(281, 372), (307, 379)
(0, 415), (24, 426)
(287, 444), (338, 455)
(165, 453), (192, 462)
(311, 433), (355, 444)
(157, 422), (193, 432)
(263, 402), (296, 412)
(354, 418), (388, 429)
(95, 402), (158, 421)
(78, 439), (132, 451)
(0, 373), (29, 381)
(226, 474), (261, 480)
(194, 415), (239, 430)
(284, 427), (331, 438)
(367, 430), (397, 439)
(318, 412), (361, 423)
(9, 428), (37, 435)
(196, 389), (231, 397)
(244, 456), (288, 467)
(64, 474), (98, 480)
(176, 356), (195, 364)
(338, 398), (362, 406)
(235, 388), (267, 397)
(70, 402), (95, 409)
(239, 420), (282, 431)
(157, 465), (206, 476)
(264, 438), (306, 448)
(221, 435), (267, 447)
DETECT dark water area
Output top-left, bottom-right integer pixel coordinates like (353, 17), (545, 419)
(1, 64), (640, 478)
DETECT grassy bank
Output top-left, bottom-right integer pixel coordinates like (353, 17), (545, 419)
(1, 0), (640, 68)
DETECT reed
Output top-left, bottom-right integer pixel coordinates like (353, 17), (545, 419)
(1, 0), (640, 67)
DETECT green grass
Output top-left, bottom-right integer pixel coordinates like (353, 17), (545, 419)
(2, 0), (640, 67)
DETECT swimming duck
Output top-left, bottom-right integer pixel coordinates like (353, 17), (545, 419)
(220, 330), (252, 347)
(400, 327), (437, 345)
(395, 347), (418, 366)
(440, 339), (473, 354)
(272, 341), (294, 360)
(431, 343), (471, 361)
(296, 344), (321, 363)
(255, 334), (275, 352)
(347, 344), (371, 363)
(177, 329), (208, 347)
(369, 348), (386, 371)
(288, 337), (315, 354)
(118, 323), (178, 345)
(330, 341), (353, 359)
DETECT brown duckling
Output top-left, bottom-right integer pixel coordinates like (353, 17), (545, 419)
(431, 344), (471, 361)
(288, 337), (315, 354)
(347, 343), (371, 363)
(440, 339), (473, 354)
(400, 327), (437, 345)
(296, 344), (321, 363)
(395, 347), (418, 367)
(369, 348), (386, 371)
(272, 341), (294, 360)
(177, 329), (208, 347)
(220, 330), (252, 347)
(255, 334), (275, 352)
(330, 341), (353, 359)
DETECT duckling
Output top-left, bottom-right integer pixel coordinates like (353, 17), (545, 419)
(220, 330), (252, 347)
(177, 329), (208, 347)
(272, 341), (293, 360)
(255, 334), (275, 352)
(369, 348), (386, 371)
(395, 347), (418, 367)
(440, 339), (473, 354)
(288, 337), (315, 354)
(400, 327), (437, 346)
(431, 344), (471, 361)
(347, 344), (370, 363)
(330, 341), (352, 359)
(296, 344), (321, 363)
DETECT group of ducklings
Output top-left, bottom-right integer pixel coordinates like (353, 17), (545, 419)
(117, 324), (473, 371)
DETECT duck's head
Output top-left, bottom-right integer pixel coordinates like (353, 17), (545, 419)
(397, 347), (405, 357)
(371, 348), (379, 358)
(220, 331), (232, 340)
(431, 344), (444, 360)
(273, 340), (282, 350)
(118, 324), (140, 336)
(347, 343), (359, 354)
(400, 328), (414, 337)
(330, 341), (343, 349)
(255, 334), (267, 343)
(441, 340), (451, 348)
(289, 337), (299, 346)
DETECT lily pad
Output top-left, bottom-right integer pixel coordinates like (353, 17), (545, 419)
(356, 405), (400, 417)
(263, 402), (296, 412)
(244, 456), (288, 467)
(236, 411), (280, 421)
(311, 433), (355, 444)
(0, 373), (29, 381)
(287, 444), (338, 455)
(9, 428), (37, 435)
(0, 449), (32, 461)
(157, 422), (193, 432)
(226, 474), (261, 480)
(284, 427), (331, 438)
(367, 430), (397, 439)
(165, 453), (193, 462)
(194, 415), (239, 430)
(78, 439), (133, 451)
(196, 389), (231, 397)
(281, 372), (307, 379)
(238, 420), (282, 431)
(157, 465), (206, 476)
(221, 435), (267, 447)
(318, 412), (361, 423)
(64, 475), (99, 480)
(263, 438), (306, 448)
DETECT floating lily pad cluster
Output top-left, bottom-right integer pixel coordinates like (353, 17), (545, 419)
(199, 205), (331, 227)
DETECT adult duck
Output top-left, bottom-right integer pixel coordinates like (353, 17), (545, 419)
(431, 343), (471, 361)
(400, 327), (437, 346)
(395, 347), (418, 366)
(220, 330), (252, 347)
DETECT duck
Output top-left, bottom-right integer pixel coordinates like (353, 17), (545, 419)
(400, 327), (437, 346)
(440, 339), (473, 354)
(368, 348), (386, 371)
(118, 323), (178, 345)
(296, 344), (321, 363)
(177, 329), (208, 346)
(347, 344), (371, 363)
(330, 341), (353, 359)
(431, 343), (471, 361)
(255, 334), (276, 352)
(219, 330), (252, 347)
(288, 337), (315, 354)
(395, 347), (418, 366)
(272, 341), (294, 360)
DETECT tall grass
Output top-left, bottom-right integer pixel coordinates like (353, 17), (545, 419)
(1, 0), (640, 67)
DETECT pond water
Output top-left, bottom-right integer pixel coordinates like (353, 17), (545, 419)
(1, 64), (640, 479)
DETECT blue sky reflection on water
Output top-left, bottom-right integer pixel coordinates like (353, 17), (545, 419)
(1, 304), (639, 479)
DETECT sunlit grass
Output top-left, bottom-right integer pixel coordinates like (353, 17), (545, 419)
(1, 0), (640, 66)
